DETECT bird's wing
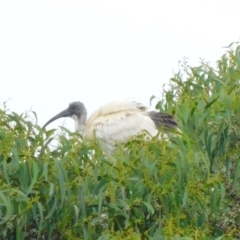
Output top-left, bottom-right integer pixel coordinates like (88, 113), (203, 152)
(85, 101), (174, 153)
(147, 111), (179, 131)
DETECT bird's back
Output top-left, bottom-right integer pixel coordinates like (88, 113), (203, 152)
(85, 100), (178, 154)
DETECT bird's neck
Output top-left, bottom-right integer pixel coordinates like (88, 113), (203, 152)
(72, 112), (87, 135)
(76, 123), (86, 135)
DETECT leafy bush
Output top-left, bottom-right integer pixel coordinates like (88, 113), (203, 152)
(1, 42), (240, 240)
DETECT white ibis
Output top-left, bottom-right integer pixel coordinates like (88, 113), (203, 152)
(43, 100), (179, 154)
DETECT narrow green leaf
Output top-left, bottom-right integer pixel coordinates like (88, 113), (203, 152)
(204, 96), (220, 110)
(142, 201), (154, 215)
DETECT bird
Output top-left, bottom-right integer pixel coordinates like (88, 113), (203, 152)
(43, 100), (179, 154)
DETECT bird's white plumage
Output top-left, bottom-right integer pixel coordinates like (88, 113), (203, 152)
(84, 100), (165, 153)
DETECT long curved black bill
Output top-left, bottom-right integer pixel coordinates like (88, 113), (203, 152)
(43, 108), (72, 129)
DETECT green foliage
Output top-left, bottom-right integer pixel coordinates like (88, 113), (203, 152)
(1, 42), (240, 239)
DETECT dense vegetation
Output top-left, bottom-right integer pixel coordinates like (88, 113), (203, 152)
(1, 42), (240, 240)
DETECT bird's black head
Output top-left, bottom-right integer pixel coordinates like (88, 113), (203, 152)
(43, 101), (86, 129)
(68, 101), (85, 118)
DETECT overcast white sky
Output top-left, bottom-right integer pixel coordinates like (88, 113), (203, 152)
(0, 0), (239, 131)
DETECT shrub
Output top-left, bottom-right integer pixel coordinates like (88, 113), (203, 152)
(1, 42), (240, 239)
